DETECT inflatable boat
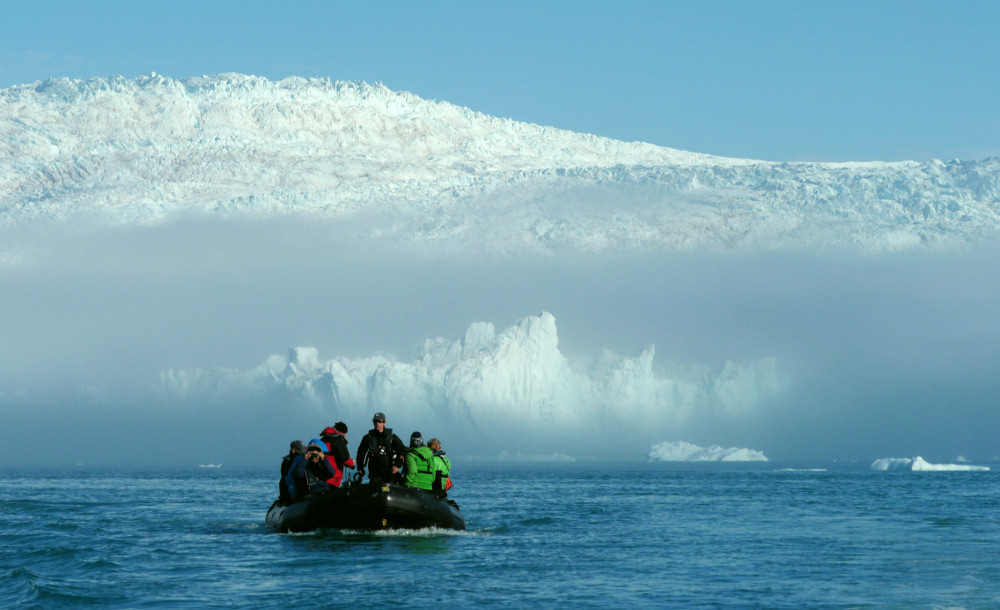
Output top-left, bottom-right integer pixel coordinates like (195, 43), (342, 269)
(265, 481), (465, 532)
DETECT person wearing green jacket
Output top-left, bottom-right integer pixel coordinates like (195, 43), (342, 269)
(428, 438), (453, 495)
(403, 432), (436, 491)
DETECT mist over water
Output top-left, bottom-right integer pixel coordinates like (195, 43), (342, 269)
(2, 218), (998, 467)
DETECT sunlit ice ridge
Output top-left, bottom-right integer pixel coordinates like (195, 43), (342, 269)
(157, 311), (786, 444)
(2, 72), (1000, 254)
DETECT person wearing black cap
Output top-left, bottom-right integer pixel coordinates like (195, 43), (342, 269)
(278, 440), (305, 503)
(403, 431), (436, 491)
(319, 422), (355, 487)
(355, 412), (407, 484)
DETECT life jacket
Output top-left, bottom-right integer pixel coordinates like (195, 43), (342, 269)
(431, 452), (453, 494)
(366, 428), (394, 458)
(432, 471), (453, 493)
(304, 463), (324, 488)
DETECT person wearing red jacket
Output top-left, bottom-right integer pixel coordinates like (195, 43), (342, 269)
(319, 422), (355, 487)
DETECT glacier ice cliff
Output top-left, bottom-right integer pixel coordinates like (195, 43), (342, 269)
(157, 312), (787, 434)
(2, 73), (999, 253)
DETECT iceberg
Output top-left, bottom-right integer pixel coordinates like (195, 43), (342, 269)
(157, 312), (787, 431)
(648, 440), (768, 462)
(870, 457), (989, 472)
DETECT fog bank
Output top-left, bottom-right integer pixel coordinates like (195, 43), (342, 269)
(2, 219), (998, 466)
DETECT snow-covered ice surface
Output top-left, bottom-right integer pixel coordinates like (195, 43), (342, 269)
(648, 440), (768, 462)
(3, 73), (999, 255)
(871, 456), (990, 471)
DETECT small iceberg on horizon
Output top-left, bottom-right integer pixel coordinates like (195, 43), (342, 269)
(649, 441), (768, 462)
(870, 457), (989, 472)
(198, 463), (223, 468)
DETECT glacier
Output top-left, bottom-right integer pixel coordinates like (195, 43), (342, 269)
(870, 457), (990, 472)
(648, 440), (768, 462)
(156, 312), (787, 438)
(2, 73), (999, 254)
(3, 72), (999, 466)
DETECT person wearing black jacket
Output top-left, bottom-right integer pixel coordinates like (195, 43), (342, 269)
(355, 412), (407, 484)
(279, 440), (305, 503)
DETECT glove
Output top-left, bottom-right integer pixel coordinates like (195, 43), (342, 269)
(345, 458), (355, 468)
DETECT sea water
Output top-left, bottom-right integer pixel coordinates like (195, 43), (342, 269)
(1, 463), (998, 608)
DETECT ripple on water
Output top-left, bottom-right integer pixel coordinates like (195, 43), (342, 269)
(1, 465), (998, 608)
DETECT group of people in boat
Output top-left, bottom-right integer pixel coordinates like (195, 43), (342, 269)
(279, 411), (452, 503)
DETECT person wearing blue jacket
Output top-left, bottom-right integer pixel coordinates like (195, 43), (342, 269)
(285, 439), (337, 501)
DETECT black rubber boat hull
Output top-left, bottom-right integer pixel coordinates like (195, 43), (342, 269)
(265, 482), (464, 532)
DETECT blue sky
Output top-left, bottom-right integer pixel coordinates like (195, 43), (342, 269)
(3, 1), (998, 162)
(3, 2), (1000, 466)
